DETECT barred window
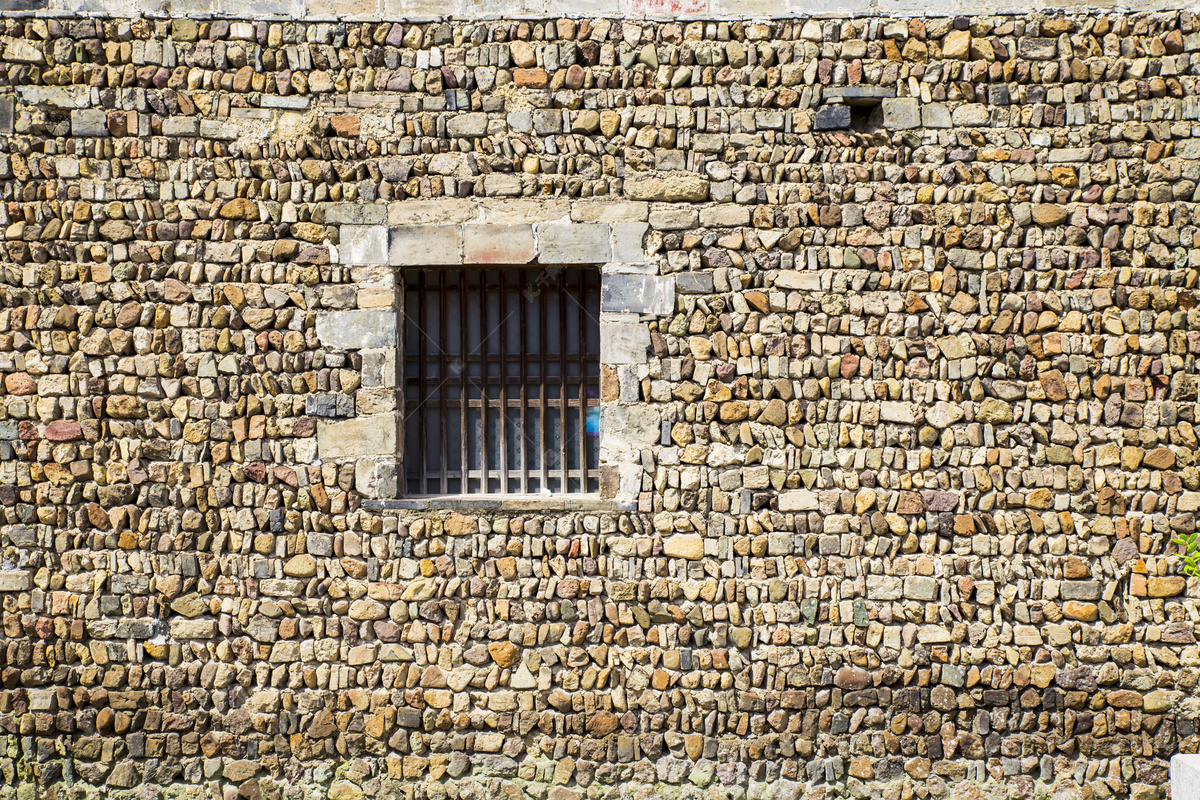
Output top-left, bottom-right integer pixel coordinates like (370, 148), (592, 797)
(403, 267), (601, 496)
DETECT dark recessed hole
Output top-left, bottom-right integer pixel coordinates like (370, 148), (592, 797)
(849, 103), (883, 133)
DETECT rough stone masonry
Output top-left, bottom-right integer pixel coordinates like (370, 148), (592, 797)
(0, 3), (1198, 800)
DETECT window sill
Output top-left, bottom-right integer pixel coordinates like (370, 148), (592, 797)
(363, 494), (633, 513)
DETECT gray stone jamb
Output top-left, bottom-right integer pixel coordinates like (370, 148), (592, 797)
(1173, 755), (1200, 800)
(316, 209), (676, 508)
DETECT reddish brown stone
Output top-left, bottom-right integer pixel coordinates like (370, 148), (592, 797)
(44, 420), (83, 441)
(330, 115), (361, 137)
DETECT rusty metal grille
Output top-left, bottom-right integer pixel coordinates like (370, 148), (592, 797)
(403, 267), (601, 496)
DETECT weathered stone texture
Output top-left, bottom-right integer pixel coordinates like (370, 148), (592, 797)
(0, 9), (1195, 800)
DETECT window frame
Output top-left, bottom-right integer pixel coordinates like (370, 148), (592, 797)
(397, 264), (602, 500)
(329, 216), (667, 515)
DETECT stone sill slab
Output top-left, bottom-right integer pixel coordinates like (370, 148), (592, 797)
(0, 0), (1189, 20)
(363, 494), (634, 512)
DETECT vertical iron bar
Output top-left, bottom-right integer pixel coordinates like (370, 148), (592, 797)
(578, 269), (589, 493)
(401, 274), (409, 494)
(460, 269), (469, 494)
(479, 269), (489, 494)
(439, 270), (449, 495)
(539, 281), (549, 493)
(498, 270), (509, 494)
(417, 270), (428, 495)
(519, 272), (529, 494)
(558, 268), (568, 493)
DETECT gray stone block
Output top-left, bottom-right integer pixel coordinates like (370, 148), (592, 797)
(340, 225), (388, 266)
(538, 223), (611, 264)
(532, 109), (563, 135)
(1060, 581), (1101, 601)
(2, 39), (44, 64)
(483, 174), (524, 197)
(649, 207), (698, 231)
(572, 201), (649, 223)
(826, 86), (895, 104)
(602, 275), (675, 316)
(356, 457), (399, 499)
(881, 98), (920, 130)
(1173, 755), (1200, 800)
(601, 404), (660, 447)
(0, 95), (12, 136)
(71, 109), (108, 137)
(18, 85), (91, 109)
(610, 222), (649, 262)
(162, 116), (199, 137)
(778, 491), (818, 511)
(0, 571), (31, 592)
(813, 105), (850, 130)
(462, 224), (535, 264)
(326, 204), (386, 226)
(676, 273), (714, 294)
(951, 103), (990, 127)
(699, 205), (750, 227)
(447, 112), (489, 137)
(600, 321), (650, 364)
(316, 310), (396, 350)
(318, 415), (398, 460)
(922, 103), (951, 129)
(199, 119), (238, 140)
(261, 95), (311, 109)
(390, 225), (461, 266)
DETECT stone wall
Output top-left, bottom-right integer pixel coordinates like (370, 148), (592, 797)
(0, 7), (1197, 800)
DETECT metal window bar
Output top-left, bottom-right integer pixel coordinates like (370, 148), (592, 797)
(404, 267), (600, 496)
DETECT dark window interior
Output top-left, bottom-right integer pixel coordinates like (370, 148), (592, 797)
(403, 267), (601, 496)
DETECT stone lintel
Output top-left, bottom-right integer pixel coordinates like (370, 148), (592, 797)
(462, 223), (536, 264)
(389, 225), (461, 266)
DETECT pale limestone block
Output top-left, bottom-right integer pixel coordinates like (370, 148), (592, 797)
(538, 223), (611, 264)
(462, 224), (536, 264)
(317, 415), (398, 460)
(339, 226), (388, 266)
(316, 310), (395, 350)
(602, 274), (675, 315)
(390, 225), (462, 266)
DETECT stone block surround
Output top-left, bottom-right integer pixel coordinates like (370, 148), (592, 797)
(0, 6), (1198, 800)
(316, 207), (667, 507)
